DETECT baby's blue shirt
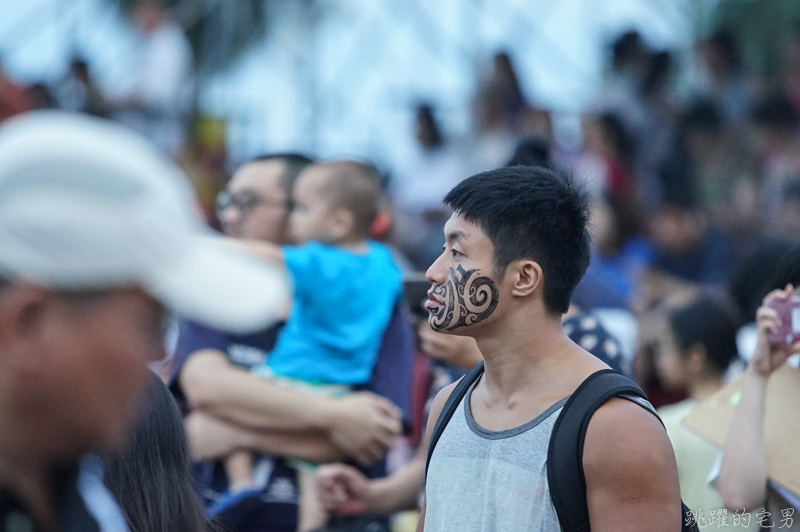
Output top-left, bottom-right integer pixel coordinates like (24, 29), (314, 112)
(265, 241), (403, 385)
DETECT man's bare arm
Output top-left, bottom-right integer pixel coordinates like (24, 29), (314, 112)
(180, 351), (402, 466)
(584, 398), (682, 532)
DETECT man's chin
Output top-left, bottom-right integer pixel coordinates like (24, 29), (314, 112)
(428, 316), (459, 335)
(427, 313), (448, 334)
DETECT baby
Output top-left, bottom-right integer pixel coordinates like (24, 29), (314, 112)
(211, 161), (403, 531)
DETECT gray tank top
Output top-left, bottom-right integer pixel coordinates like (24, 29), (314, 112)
(424, 379), (657, 531)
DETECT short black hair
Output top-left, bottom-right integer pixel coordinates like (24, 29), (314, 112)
(444, 165), (591, 314)
(250, 153), (315, 196)
(668, 298), (738, 374)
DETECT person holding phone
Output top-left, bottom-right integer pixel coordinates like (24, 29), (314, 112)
(718, 248), (800, 528)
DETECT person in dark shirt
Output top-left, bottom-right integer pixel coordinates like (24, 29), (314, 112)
(174, 155), (412, 531)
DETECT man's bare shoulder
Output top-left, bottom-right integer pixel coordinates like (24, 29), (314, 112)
(582, 397), (682, 532)
(429, 381), (460, 423)
(584, 397), (674, 468)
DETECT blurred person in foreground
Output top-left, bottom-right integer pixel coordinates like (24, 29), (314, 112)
(104, 373), (207, 532)
(175, 157), (410, 532)
(718, 248), (800, 527)
(0, 111), (286, 531)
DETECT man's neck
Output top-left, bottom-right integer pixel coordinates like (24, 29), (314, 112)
(474, 311), (590, 400)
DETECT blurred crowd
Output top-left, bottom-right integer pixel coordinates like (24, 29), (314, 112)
(0, 1), (192, 158)
(2, 1), (800, 530)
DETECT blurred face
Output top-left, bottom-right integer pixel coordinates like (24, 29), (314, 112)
(217, 160), (291, 243)
(0, 286), (165, 459)
(425, 214), (501, 335)
(289, 167), (340, 244)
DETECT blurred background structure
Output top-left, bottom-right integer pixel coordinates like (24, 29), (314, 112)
(0, 0), (705, 167)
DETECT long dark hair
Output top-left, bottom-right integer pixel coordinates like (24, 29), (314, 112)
(104, 373), (208, 532)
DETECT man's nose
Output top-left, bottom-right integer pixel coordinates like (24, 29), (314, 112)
(219, 205), (241, 229)
(426, 250), (448, 285)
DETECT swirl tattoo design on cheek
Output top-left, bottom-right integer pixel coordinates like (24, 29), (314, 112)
(429, 265), (499, 331)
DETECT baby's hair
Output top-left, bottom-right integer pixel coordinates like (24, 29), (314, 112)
(312, 161), (382, 239)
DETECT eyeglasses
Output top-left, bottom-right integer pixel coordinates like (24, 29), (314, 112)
(216, 189), (290, 216)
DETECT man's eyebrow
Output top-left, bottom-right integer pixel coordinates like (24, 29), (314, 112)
(445, 230), (467, 243)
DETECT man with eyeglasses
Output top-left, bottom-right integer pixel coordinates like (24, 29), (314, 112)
(170, 155), (411, 532)
(215, 155), (306, 244)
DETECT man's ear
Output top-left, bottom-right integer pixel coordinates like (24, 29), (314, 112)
(509, 260), (543, 298)
(0, 284), (49, 374)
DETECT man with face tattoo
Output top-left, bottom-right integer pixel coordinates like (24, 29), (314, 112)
(417, 165), (682, 531)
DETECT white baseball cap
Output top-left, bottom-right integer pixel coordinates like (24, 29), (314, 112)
(0, 111), (288, 333)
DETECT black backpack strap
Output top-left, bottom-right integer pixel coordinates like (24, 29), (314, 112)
(546, 369), (699, 532)
(547, 369), (645, 532)
(424, 360), (485, 480)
